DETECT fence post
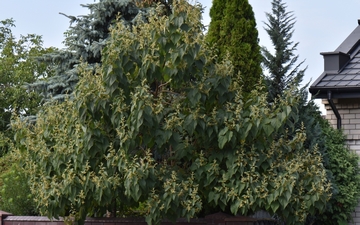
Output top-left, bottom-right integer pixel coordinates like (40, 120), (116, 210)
(0, 211), (12, 225)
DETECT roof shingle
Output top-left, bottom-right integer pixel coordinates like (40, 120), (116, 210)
(310, 21), (360, 99)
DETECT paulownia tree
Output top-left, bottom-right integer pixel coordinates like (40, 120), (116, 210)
(14, 1), (331, 225)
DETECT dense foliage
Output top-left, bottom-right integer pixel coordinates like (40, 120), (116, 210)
(206, 0), (262, 94)
(0, 18), (54, 155)
(314, 120), (360, 225)
(13, 1), (332, 225)
(0, 155), (38, 216)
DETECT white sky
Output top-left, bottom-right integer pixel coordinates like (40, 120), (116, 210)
(2, 0), (360, 112)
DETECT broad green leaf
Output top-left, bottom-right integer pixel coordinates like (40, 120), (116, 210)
(271, 201), (280, 212)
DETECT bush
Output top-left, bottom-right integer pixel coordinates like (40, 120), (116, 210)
(0, 157), (38, 215)
(315, 120), (360, 225)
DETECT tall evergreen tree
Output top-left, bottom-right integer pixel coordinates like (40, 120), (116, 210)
(261, 0), (320, 149)
(27, 0), (172, 103)
(206, 0), (262, 94)
(262, 0), (305, 102)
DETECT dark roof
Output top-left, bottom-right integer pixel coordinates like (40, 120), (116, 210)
(310, 20), (360, 99)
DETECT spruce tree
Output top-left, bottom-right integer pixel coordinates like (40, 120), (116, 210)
(206, 0), (262, 94)
(27, 0), (171, 103)
(262, 0), (305, 102)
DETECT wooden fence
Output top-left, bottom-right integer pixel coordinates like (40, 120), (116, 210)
(0, 211), (276, 225)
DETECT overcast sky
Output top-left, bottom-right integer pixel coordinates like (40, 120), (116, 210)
(1, 0), (360, 112)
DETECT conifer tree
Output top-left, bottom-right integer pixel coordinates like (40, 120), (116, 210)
(262, 0), (305, 102)
(27, 0), (169, 103)
(261, 0), (320, 149)
(206, 0), (262, 93)
(261, 0), (327, 165)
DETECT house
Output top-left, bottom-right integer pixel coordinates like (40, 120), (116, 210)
(309, 19), (360, 225)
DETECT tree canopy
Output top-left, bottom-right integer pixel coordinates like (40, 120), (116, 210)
(13, 1), (331, 225)
(0, 18), (54, 155)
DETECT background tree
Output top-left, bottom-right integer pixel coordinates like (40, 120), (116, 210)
(0, 154), (38, 215)
(206, 0), (262, 94)
(0, 18), (54, 155)
(14, 1), (331, 225)
(0, 18), (53, 215)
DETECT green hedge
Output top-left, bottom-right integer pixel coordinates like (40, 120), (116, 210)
(315, 120), (360, 225)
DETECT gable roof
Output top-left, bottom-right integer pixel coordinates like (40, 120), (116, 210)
(310, 20), (360, 99)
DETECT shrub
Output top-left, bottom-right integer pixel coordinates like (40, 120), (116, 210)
(0, 159), (39, 215)
(315, 120), (360, 225)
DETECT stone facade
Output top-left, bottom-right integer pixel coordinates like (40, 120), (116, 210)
(322, 98), (360, 225)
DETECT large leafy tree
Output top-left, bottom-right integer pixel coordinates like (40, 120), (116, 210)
(206, 0), (262, 94)
(13, 1), (331, 225)
(0, 18), (54, 155)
